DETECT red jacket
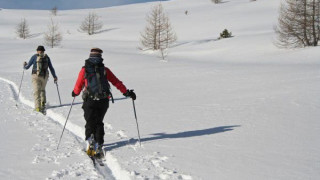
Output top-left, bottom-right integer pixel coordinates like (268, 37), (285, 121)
(73, 67), (127, 96)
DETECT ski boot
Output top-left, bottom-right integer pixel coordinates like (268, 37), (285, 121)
(40, 102), (46, 115)
(34, 107), (41, 112)
(94, 143), (105, 159)
(86, 134), (96, 157)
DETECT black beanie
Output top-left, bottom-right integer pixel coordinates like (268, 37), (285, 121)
(90, 48), (103, 54)
(36, 46), (45, 51)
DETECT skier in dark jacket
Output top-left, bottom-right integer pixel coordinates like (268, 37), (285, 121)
(24, 45), (58, 114)
(72, 48), (136, 158)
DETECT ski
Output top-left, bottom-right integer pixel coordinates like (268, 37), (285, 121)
(89, 155), (96, 166)
(41, 105), (47, 115)
(85, 134), (105, 166)
(41, 109), (46, 115)
(85, 148), (105, 166)
(95, 157), (105, 166)
(86, 152), (104, 166)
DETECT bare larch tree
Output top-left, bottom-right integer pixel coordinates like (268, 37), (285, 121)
(275, 0), (320, 48)
(80, 12), (103, 35)
(140, 3), (177, 51)
(163, 16), (177, 49)
(16, 18), (30, 39)
(44, 18), (62, 48)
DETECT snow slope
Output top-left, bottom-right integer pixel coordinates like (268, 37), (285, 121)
(0, 79), (110, 179)
(0, 0), (320, 179)
(0, 0), (167, 10)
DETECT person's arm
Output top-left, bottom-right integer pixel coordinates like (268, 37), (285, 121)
(106, 67), (127, 94)
(24, 55), (36, 70)
(73, 68), (86, 95)
(47, 56), (57, 79)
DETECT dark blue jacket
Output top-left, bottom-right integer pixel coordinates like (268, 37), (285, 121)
(24, 54), (57, 78)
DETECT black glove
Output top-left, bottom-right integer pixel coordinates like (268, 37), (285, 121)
(72, 91), (77, 97)
(123, 89), (136, 100)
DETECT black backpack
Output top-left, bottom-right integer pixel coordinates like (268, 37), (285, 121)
(33, 54), (49, 77)
(84, 61), (111, 100)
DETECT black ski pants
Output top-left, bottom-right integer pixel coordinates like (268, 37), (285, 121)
(82, 98), (109, 145)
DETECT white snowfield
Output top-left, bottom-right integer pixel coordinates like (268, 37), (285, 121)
(0, 0), (162, 10)
(0, 0), (320, 179)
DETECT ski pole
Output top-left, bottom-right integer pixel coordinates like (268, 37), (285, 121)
(57, 97), (75, 150)
(16, 68), (25, 106)
(131, 97), (142, 147)
(54, 81), (62, 106)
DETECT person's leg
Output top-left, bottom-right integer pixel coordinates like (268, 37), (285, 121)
(40, 73), (48, 109)
(32, 75), (41, 110)
(82, 99), (98, 141)
(95, 99), (109, 145)
(93, 99), (109, 158)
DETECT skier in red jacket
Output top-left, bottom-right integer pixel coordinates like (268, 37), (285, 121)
(72, 48), (136, 158)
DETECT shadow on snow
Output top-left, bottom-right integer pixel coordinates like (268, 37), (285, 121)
(95, 28), (120, 34)
(103, 125), (240, 151)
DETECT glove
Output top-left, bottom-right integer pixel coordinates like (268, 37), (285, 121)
(72, 91), (77, 97)
(54, 77), (58, 83)
(23, 62), (27, 68)
(123, 89), (136, 100)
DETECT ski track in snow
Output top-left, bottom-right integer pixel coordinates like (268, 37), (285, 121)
(0, 80), (103, 180)
(0, 76), (193, 180)
(0, 77), (116, 180)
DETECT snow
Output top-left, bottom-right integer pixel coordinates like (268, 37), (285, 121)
(0, 0), (320, 179)
(0, 0), (165, 10)
(0, 80), (105, 180)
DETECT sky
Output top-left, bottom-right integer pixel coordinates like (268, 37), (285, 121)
(0, 0), (166, 10)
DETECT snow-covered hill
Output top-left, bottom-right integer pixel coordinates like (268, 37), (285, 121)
(0, 0), (320, 179)
(0, 0), (166, 10)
